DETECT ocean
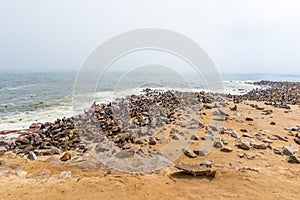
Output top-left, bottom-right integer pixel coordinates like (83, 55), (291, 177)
(1, 72), (300, 131)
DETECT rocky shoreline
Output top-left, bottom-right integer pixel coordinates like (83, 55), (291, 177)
(1, 80), (300, 173)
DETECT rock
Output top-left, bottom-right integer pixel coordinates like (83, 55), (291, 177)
(287, 155), (300, 164)
(236, 140), (251, 150)
(220, 146), (233, 152)
(282, 145), (298, 156)
(27, 151), (37, 160)
(251, 142), (268, 149)
(270, 121), (276, 125)
(60, 151), (71, 161)
(148, 137), (157, 145)
(184, 149), (197, 158)
(0, 146), (7, 157)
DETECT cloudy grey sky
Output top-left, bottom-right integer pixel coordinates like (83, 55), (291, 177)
(0, 0), (300, 74)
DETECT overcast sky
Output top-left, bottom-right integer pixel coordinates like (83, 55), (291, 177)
(0, 0), (300, 74)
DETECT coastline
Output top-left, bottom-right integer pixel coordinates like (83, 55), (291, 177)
(0, 80), (300, 199)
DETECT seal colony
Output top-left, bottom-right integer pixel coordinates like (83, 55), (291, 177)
(1, 81), (300, 166)
(1, 80), (300, 199)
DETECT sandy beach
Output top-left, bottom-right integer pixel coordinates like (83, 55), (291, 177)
(0, 81), (300, 200)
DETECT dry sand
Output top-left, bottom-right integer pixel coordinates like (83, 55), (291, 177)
(1, 100), (300, 200)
